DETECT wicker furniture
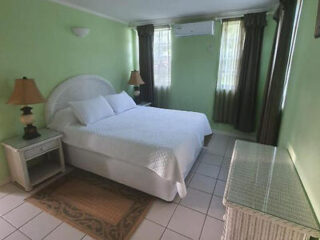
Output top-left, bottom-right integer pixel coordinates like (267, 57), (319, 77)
(2, 129), (65, 191)
(223, 140), (320, 240)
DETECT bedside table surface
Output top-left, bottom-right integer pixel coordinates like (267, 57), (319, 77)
(138, 101), (152, 106)
(2, 129), (62, 150)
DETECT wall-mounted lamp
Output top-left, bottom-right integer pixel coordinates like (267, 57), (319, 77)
(71, 27), (90, 38)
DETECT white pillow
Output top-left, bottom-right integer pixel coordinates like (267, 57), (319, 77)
(69, 96), (115, 125)
(48, 107), (78, 132)
(105, 91), (136, 114)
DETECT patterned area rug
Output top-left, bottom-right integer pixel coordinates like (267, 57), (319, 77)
(26, 169), (153, 240)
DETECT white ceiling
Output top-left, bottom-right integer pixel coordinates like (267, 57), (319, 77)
(50, 0), (279, 25)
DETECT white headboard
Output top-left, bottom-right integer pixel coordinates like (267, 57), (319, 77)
(45, 75), (116, 124)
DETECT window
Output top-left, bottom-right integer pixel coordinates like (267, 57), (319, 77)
(153, 27), (171, 88)
(216, 20), (245, 92)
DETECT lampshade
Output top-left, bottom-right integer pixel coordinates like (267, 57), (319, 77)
(128, 70), (145, 86)
(7, 77), (46, 105)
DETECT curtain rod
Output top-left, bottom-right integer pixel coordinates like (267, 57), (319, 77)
(215, 9), (275, 21)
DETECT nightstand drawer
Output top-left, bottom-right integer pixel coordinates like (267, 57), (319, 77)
(24, 140), (59, 160)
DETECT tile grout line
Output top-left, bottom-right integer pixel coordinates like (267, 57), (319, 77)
(17, 229), (32, 240)
(172, 197), (223, 222)
(206, 174), (220, 217)
(199, 159), (222, 167)
(199, 136), (233, 239)
(0, 216), (18, 230)
(40, 221), (63, 240)
(2, 229), (32, 240)
(179, 201), (208, 216)
(0, 218), (16, 240)
(205, 178), (225, 222)
(187, 177), (226, 197)
(217, 163), (227, 182)
(160, 196), (181, 239)
(195, 168), (219, 179)
(200, 215), (209, 240)
(183, 160), (227, 214)
(164, 228), (194, 240)
(144, 197), (180, 239)
(199, 178), (220, 240)
(17, 210), (43, 230)
(188, 185), (214, 195)
(202, 148), (225, 158)
(1, 200), (26, 217)
(174, 176), (220, 240)
(144, 218), (167, 228)
(2, 232), (14, 240)
(0, 215), (34, 240)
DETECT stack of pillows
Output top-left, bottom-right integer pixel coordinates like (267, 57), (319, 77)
(49, 91), (137, 131)
(69, 91), (137, 125)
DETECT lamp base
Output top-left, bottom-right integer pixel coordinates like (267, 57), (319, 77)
(23, 124), (40, 140)
(133, 86), (141, 104)
(20, 106), (41, 140)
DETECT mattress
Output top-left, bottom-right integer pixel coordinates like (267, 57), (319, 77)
(59, 106), (212, 198)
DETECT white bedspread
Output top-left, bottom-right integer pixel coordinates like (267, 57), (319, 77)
(58, 106), (212, 198)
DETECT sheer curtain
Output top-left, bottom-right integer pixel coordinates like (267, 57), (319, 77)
(153, 27), (171, 108)
(214, 20), (245, 123)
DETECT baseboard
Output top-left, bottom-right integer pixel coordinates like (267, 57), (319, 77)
(0, 177), (11, 186)
(212, 129), (256, 141)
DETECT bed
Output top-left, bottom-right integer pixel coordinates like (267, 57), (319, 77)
(46, 75), (212, 201)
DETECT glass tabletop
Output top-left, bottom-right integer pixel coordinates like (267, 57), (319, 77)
(225, 140), (320, 232)
(2, 128), (62, 150)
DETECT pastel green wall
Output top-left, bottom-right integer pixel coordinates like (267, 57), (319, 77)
(278, 0), (320, 220)
(0, 0), (133, 183)
(169, 22), (222, 125)
(169, 16), (276, 137)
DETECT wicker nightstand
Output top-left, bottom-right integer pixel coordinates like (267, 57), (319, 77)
(2, 128), (65, 191)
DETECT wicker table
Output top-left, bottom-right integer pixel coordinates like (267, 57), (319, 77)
(222, 140), (320, 240)
(2, 129), (65, 191)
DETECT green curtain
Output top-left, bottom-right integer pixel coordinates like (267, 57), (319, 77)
(233, 12), (267, 132)
(137, 25), (155, 104)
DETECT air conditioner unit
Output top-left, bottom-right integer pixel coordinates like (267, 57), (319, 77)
(173, 21), (214, 37)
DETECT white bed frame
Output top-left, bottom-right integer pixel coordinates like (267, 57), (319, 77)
(46, 75), (199, 201)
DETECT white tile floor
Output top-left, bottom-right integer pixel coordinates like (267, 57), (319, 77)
(0, 134), (235, 240)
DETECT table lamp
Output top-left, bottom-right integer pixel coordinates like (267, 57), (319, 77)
(7, 77), (46, 140)
(128, 70), (144, 102)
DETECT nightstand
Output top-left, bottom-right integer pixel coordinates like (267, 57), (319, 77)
(2, 128), (65, 191)
(138, 101), (152, 106)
